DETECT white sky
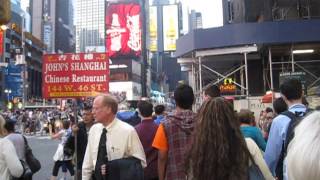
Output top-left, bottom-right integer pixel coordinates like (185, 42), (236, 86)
(185, 0), (223, 28)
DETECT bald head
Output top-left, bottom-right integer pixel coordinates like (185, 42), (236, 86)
(93, 94), (118, 125)
(95, 94), (118, 114)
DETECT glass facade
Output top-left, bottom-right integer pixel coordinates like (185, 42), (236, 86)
(75, 0), (105, 52)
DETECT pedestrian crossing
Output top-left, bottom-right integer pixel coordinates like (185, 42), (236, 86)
(25, 135), (51, 140)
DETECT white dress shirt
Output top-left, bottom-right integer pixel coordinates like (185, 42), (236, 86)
(82, 118), (146, 180)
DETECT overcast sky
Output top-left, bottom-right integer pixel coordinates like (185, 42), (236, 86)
(185, 0), (223, 28)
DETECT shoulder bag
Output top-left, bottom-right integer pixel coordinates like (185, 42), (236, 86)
(23, 136), (41, 173)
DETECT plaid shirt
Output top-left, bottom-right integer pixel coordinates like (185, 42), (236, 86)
(162, 110), (196, 180)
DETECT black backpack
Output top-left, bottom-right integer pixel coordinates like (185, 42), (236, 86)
(275, 109), (311, 180)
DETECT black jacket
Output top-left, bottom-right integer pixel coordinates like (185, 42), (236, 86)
(64, 122), (89, 169)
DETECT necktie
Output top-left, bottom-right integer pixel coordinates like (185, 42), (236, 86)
(94, 128), (108, 180)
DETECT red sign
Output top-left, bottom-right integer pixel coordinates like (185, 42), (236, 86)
(42, 53), (109, 99)
(106, 3), (142, 58)
(0, 31), (3, 56)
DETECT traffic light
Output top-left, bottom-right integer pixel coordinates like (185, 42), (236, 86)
(0, 0), (11, 25)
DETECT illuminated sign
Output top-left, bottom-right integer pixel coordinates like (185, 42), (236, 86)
(106, 3), (142, 58)
(7, 102), (13, 110)
(220, 78), (236, 93)
(42, 53), (109, 99)
(149, 6), (157, 52)
(162, 5), (179, 51)
(0, 30), (3, 56)
(109, 81), (141, 101)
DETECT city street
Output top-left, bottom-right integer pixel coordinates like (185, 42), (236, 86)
(27, 135), (72, 180)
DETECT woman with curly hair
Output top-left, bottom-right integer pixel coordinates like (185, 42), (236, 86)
(187, 97), (273, 180)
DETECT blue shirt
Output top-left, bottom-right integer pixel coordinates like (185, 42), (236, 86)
(240, 126), (266, 151)
(264, 104), (306, 177)
(154, 115), (164, 125)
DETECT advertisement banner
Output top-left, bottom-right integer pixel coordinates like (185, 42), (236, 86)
(162, 4), (179, 51)
(0, 30), (3, 56)
(109, 81), (141, 101)
(43, 23), (52, 50)
(5, 63), (23, 99)
(106, 3), (142, 58)
(279, 71), (307, 93)
(149, 6), (157, 52)
(42, 53), (109, 99)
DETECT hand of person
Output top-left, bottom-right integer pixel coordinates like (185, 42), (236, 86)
(101, 164), (107, 175)
(72, 124), (79, 133)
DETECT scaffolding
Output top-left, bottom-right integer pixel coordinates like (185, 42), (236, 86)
(178, 45), (258, 107)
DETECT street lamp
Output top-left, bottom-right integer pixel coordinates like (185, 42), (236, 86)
(4, 89), (11, 101)
(19, 13), (27, 109)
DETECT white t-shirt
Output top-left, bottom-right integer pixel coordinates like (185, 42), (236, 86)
(0, 137), (24, 180)
(5, 133), (26, 161)
(53, 129), (72, 161)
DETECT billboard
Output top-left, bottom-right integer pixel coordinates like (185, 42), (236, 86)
(42, 53), (109, 99)
(106, 3), (142, 58)
(43, 23), (52, 50)
(279, 71), (307, 93)
(149, 6), (157, 52)
(109, 81), (141, 101)
(162, 4), (179, 51)
(0, 30), (3, 56)
(5, 63), (23, 99)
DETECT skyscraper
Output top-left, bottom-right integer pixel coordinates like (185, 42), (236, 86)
(31, 0), (74, 53)
(189, 10), (202, 31)
(55, 0), (75, 53)
(75, 0), (105, 53)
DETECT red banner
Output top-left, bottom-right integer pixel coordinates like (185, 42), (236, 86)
(106, 3), (141, 58)
(42, 53), (109, 99)
(0, 31), (3, 56)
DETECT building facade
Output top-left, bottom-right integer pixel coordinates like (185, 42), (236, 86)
(75, 0), (105, 53)
(30, 0), (74, 53)
(176, 0), (320, 107)
(188, 10), (202, 31)
(0, 0), (45, 108)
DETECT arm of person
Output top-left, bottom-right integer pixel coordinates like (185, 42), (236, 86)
(264, 116), (286, 175)
(82, 128), (94, 180)
(152, 124), (168, 180)
(254, 127), (267, 151)
(71, 124), (79, 136)
(51, 129), (63, 140)
(4, 139), (24, 178)
(158, 149), (168, 180)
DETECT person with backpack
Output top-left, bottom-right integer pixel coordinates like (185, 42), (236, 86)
(0, 115), (24, 180)
(4, 119), (33, 180)
(264, 78), (307, 180)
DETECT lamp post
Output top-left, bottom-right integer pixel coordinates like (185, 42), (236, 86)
(20, 13), (26, 109)
(4, 89), (11, 102)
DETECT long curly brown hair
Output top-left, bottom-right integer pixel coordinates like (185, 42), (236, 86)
(187, 97), (250, 180)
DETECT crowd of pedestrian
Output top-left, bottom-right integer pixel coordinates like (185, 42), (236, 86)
(0, 77), (319, 180)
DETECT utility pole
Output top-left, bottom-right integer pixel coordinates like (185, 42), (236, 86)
(21, 14), (27, 109)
